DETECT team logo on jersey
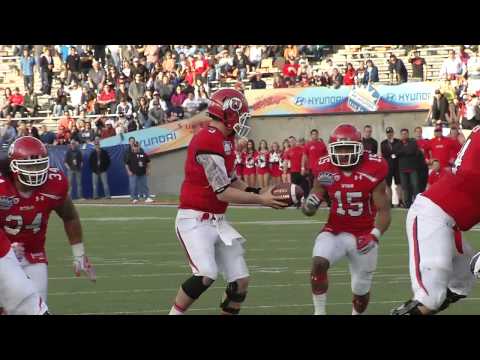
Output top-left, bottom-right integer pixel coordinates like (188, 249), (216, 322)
(318, 172), (335, 186)
(0, 196), (15, 210)
(223, 141), (233, 155)
(223, 97), (243, 113)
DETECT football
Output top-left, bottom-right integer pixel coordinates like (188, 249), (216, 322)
(271, 183), (304, 207)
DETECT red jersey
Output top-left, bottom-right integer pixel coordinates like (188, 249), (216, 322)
(179, 126), (235, 214)
(304, 140), (327, 175)
(416, 138), (430, 162)
(427, 168), (447, 187)
(423, 126), (480, 231)
(284, 145), (305, 173)
(0, 168), (68, 263)
(428, 136), (456, 168)
(317, 152), (388, 237)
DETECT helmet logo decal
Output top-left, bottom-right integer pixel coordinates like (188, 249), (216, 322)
(223, 97), (243, 113)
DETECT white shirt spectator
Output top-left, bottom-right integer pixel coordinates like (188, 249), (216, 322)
(465, 97), (478, 120)
(182, 97), (200, 113)
(116, 102), (133, 117)
(248, 45), (263, 64)
(68, 87), (83, 108)
(467, 55), (480, 78)
(440, 57), (466, 79)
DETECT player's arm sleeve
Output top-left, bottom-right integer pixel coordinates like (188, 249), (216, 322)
(196, 153), (231, 194)
(54, 195), (83, 246)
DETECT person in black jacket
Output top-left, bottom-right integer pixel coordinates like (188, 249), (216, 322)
(89, 138), (111, 199)
(388, 54), (408, 84)
(396, 129), (420, 208)
(39, 47), (54, 95)
(362, 125), (378, 154)
(64, 140), (83, 199)
(381, 127), (403, 207)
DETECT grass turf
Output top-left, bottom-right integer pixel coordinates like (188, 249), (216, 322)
(45, 205), (480, 315)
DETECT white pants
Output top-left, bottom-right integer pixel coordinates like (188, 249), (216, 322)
(0, 249), (48, 315)
(175, 209), (249, 283)
(313, 231), (378, 295)
(406, 195), (475, 311)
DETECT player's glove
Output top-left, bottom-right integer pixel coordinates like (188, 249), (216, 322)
(11, 242), (25, 262)
(72, 243), (96, 282)
(356, 229), (381, 255)
(302, 193), (322, 216)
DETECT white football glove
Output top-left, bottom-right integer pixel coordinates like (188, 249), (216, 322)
(470, 252), (480, 279)
(302, 193), (322, 216)
(72, 243), (96, 282)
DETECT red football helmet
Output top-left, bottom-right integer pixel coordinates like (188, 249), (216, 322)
(328, 124), (364, 167)
(207, 88), (251, 138)
(8, 136), (50, 187)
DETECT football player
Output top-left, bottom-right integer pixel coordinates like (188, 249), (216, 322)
(391, 125), (480, 315)
(0, 136), (96, 311)
(169, 88), (287, 315)
(302, 124), (391, 315)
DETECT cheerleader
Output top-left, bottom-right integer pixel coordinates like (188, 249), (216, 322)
(269, 142), (283, 185)
(255, 139), (270, 188)
(242, 139), (257, 187)
(280, 139), (291, 184)
(234, 137), (245, 181)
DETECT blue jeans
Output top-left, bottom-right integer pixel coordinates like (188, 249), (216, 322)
(136, 175), (149, 199)
(68, 170), (83, 199)
(129, 175), (137, 200)
(92, 172), (110, 198)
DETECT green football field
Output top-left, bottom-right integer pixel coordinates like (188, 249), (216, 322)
(44, 204), (480, 315)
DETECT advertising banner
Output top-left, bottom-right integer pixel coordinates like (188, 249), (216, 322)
(246, 82), (440, 116)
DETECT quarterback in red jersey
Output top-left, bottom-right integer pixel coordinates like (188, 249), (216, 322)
(392, 125), (480, 315)
(302, 124), (391, 315)
(170, 89), (287, 315)
(0, 136), (95, 312)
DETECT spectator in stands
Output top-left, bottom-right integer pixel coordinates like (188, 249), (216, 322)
(459, 45), (470, 66)
(66, 46), (81, 86)
(182, 92), (200, 118)
(193, 78), (209, 98)
(116, 97), (133, 120)
(88, 60), (106, 90)
(427, 89), (450, 125)
(107, 45), (121, 70)
(96, 83), (117, 114)
(116, 81), (131, 103)
(23, 90), (38, 117)
(107, 66), (119, 87)
(283, 45), (299, 60)
(8, 87), (26, 118)
(343, 63), (356, 85)
(396, 128), (420, 209)
(121, 59), (133, 81)
(136, 97), (151, 128)
(0, 117), (16, 149)
(428, 125), (456, 169)
(273, 74), (287, 88)
(131, 57), (148, 80)
(53, 85), (68, 116)
(64, 140), (83, 199)
(364, 60), (379, 84)
(79, 49), (94, 79)
(193, 52), (210, 82)
(67, 82), (83, 115)
(233, 48), (249, 80)
(388, 54), (408, 84)
(128, 73), (146, 110)
(381, 127), (403, 207)
(39, 125), (55, 145)
(247, 45), (264, 73)
(100, 120), (116, 139)
(169, 85), (186, 119)
(408, 50), (427, 82)
(427, 159), (446, 189)
(214, 50), (233, 81)
(56, 125), (71, 145)
(93, 45), (106, 65)
(58, 110), (75, 131)
(144, 45), (159, 72)
(16, 123), (29, 138)
(20, 48), (35, 93)
(462, 93), (480, 129)
(148, 92), (166, 125)
(282, 57), (300, 81)
(362, 125), (378, 154)
(355, 61), (366, 85)
(413, 126), (430, 193)
(89, 138), (111, 200)
(70, 124), (82, 144)
(250, 72), (267, 89)
(79, 121), (95, 143)
(467, 49), (480, 79)
(440, 50), (466, 80)
(0, 88), (12, 118)
(448, 126), (466, 156)
(322, 58), (335, 79)
(162, 51), (176, 73)
(330, 68), (343, 89)
(39, 47), (54, 95)
(124, 141), (153, 204)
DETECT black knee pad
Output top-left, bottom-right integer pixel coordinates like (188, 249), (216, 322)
(220, 281), (248, 314)
(181, 276), (213, 300)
